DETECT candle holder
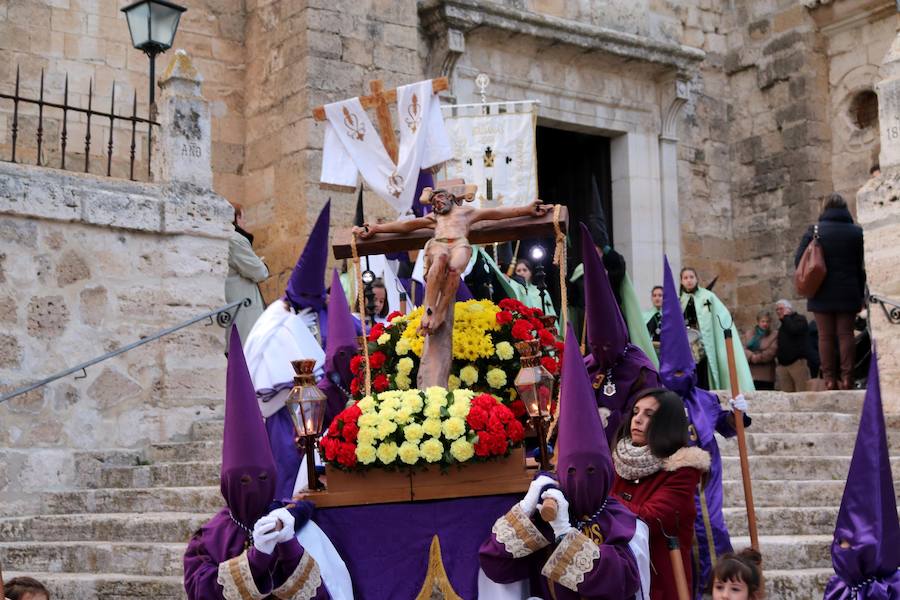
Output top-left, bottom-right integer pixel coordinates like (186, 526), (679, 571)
(514, 340), (554, 470)
(285, 359), (327, 490)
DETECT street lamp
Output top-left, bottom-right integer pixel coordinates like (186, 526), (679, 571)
(121, 0), (186, 112)
(529, 245), (548, 315)
(514, 340), (555, 470)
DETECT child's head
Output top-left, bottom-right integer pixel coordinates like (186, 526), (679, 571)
(711, 548), (763, 600)
(4, 577), (50, 600)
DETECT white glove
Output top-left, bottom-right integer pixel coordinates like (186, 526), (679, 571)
(268, 507), (296, 544)
(297, 307), (318, 329)
(252, 515), (281, 555)
(729, 393), (748, 414)
(518, 475), (557, 516)
(539, 488), (572, 540)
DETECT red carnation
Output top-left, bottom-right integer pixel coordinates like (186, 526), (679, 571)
(532, 307), (544, 317)
(368, 351), (387, 370)
(466, 406), (488, 430)
(493, 404), (514, 424)
(555, 341), (565, 354)
(336, 442), (357, 467)
(507, 419), (525, 443)
(344, 403), (362, 421)
(495, 310), (513, 325)
(539, 328), (555, 346)
(322, 437), (338, 461)
(387, 311), (403, 322)
(509, 399), (527, 418)
(350, 377), (360, 396)
(342, 421), (359, 443)
(372, 373), (390, 392)
(349, 355), (363, 375)
(367, 323), (385, 342)
(473, 393), (497, 412)
(474, 432), (495, 457)
(511, 320), (534, 341)
(529, 317), (543, 330)
(328, 419), (340, 436)
(490, 435), (508, 456)
(541, 356), (559, 375)
(499, 298), (526, 312)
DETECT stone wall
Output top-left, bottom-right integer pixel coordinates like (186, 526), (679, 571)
(0, 0), (247, 203)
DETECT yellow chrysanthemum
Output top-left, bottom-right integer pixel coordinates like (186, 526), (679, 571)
(396, 357), (414, 375)
(395, 406), (413, 424)
(401, 391), (424, 412)
(377, 333), (391, 345)
(357, 396), (376, 413)
(496, 341), (514, 361)
(448, 398), (470, 418)
(460, 365), (479, 386)
(358, 413), (378, 428)
(420, 439), (444, 463)
(357, 426), (377, 446)
(404, 423), (424, 442)
(425, 386), (448, 405)
(424, 403), (443, 418)
(395, 338), (411, 356)
(398, 441), (420, 464)
(422, 418), (442, 437)
(376, 419), (397, 440)
(356, 444), (376, 464)
(447, 375), (460, 391)
(452, 389), (475, 402)
(449, 438), (475, 462)
(441, 416), (466, 440)
(486, 368), (507, 389)
(376, 442), (398, 465)
(394, 374), (411, 390)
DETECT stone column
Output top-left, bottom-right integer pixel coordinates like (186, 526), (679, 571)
(658, 76), (691, 275)
(152, 50), (213, 189)
(857, 32), (900, 411)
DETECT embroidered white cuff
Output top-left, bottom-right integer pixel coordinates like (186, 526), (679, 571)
(541, 529), (601, 592)
(492, 503), (550, 558)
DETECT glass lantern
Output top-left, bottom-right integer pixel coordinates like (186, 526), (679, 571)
(514, 340), (555, 469)
(286, 359), (327, 489)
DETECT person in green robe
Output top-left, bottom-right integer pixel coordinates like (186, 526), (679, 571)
(480, 248), (557, 317)
(679, 267), (755, 392)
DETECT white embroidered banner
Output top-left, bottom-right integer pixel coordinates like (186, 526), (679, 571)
(439, 102), (538, 208)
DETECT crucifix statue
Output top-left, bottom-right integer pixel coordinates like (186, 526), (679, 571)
(352, 180), (552, 387)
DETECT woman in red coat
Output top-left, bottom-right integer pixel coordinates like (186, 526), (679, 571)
(611, 388), (710, 600)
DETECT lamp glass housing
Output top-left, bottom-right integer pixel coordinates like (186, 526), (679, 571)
(122, 0), (186, 54)
(286, 359), (328, 437)
(514, 341), (554, 418)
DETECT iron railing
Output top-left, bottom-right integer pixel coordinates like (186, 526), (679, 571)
(869, 293), (900, 325)
(0, 67), (159, 180)
(0, 298), (250, 405)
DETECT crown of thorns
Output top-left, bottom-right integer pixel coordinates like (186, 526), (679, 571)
(419, 183), (476, 205)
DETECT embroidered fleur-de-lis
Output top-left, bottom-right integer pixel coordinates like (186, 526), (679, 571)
(387, 171), (404, 198)
(405, 93), (421, 133)
(343, 106), (365, 141)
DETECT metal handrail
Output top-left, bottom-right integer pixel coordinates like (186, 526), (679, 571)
(869, 293), (900, 325)
(0, 298), (251, 404)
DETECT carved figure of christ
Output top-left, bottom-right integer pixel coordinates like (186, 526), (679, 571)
(352, 182), (551, 336)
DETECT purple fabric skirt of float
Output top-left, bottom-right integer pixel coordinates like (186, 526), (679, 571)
(313, 494), (519, 600)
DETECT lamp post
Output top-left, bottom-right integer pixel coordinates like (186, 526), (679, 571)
(285, 359), (328, 491)
(530, 245), (548, 315)
(121, 0), (186, 117)
(514, 340), (555, 470)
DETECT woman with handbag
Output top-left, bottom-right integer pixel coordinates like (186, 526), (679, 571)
(794, 194), (866, 390)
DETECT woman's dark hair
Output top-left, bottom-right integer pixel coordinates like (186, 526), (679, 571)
(679, 267), (699, 293)
(5, 577), (50, 600)
(711, 548), (763, 596)
(821, 192), (848, 215)
(515, 258), (533, 273)
(371, 278), (389, 318)
(756, 309), (772, 321)
(619, 388), (690, 459)
(652, 285), (663, 293)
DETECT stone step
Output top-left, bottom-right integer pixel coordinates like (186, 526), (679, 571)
(721, 455), (900, 481)
(0, 487), (222, 518)
(147, 441), (219, 463)
(721, 479), (900, 508)
(190, 419), (224, 441)
(718, 432), (900, 457)
(730, 535), (831, 570)
(100, 461), (220, 489)
(748, 411), (900, 433)
(724, 506), (900, 536)
(2, 571), (185, 600)
(0, 512), (209, 543)
(0, 541), (184, 577)
(741, 390), (863, 413)
(762, 568), (832, 600)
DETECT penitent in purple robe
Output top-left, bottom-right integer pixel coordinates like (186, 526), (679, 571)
(659, 257), (750, 599)
(480, 325), (644, 599)
(823, 352), (900, 600)
(183, 327), (330, 600)
(580, 224), (661, 440)
(318, 268), (359, 429)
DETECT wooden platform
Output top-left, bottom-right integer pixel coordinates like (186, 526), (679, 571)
(331, 206), (569, 259)
(306, 447), (533, 508)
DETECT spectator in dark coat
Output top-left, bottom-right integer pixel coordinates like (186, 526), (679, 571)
(794, 194), (866, 390)
(743, 310), (778, 390)
(775, 300), (809, 392)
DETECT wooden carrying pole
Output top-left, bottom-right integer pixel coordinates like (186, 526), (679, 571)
(723, 329), (760, 550)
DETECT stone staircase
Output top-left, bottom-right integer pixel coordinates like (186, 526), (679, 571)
(1, 390), (898, 599)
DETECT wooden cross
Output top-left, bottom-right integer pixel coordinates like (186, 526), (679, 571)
(331, 207), (568, 259)
(312, 77), (449, 164)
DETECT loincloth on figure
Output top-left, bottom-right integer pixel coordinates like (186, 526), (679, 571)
(423, 236), (471, 278)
